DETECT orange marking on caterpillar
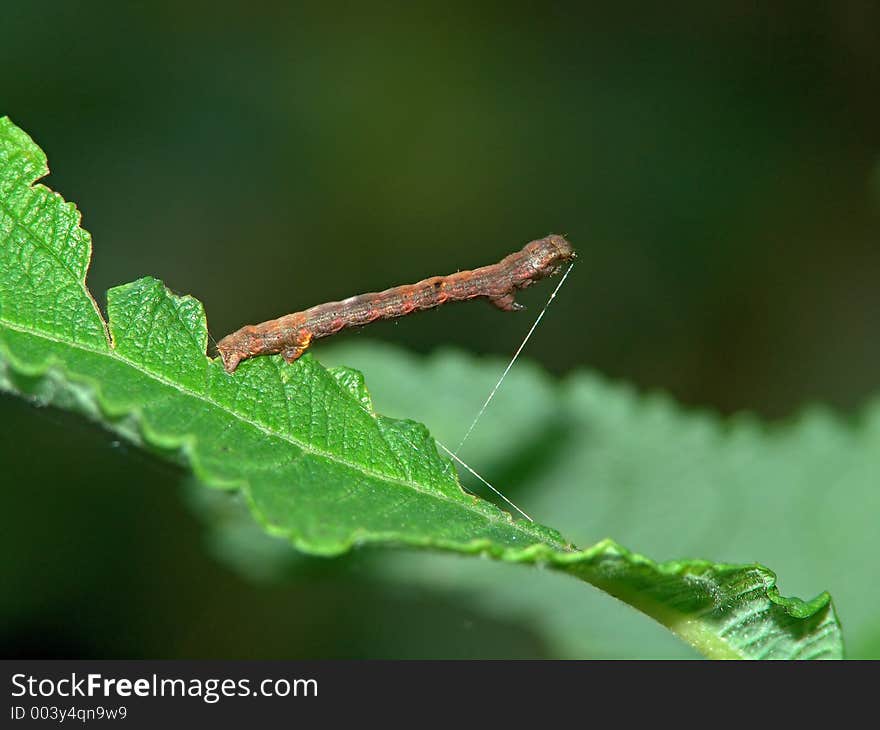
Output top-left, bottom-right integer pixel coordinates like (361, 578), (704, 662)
(217, 234), (576, 373)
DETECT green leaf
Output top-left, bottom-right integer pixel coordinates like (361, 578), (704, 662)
(0, 116), (843, 659)
(321, 342), (880, 658)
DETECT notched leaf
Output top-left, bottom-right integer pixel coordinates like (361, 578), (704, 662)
(0, 116), (844, 659)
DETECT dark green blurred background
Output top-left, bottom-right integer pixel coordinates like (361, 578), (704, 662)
(2, 2), (878, 658)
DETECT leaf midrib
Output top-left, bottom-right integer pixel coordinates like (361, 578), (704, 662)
(0, 317), (569, 551)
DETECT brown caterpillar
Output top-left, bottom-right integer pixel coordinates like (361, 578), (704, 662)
(217, 234), (576, 373)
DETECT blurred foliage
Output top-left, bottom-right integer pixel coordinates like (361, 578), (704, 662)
(1, 2), (878, 658)
(191, 342), (876, 658)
